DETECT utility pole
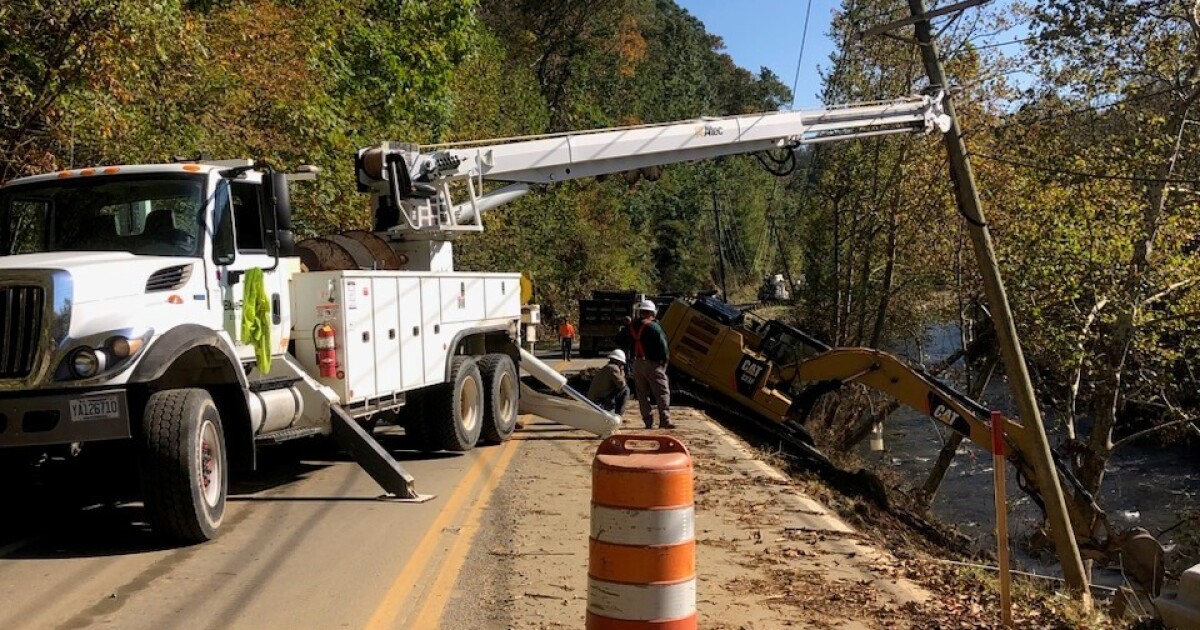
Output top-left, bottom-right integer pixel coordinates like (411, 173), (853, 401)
(712, 187), (729, 299)
(892, 0), (1092, 599)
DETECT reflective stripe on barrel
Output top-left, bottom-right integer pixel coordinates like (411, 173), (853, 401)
(588, 435), (696, 630)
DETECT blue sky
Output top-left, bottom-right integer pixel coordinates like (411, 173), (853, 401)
(676, 0), (843, 109)
(676, 1), (1032, 109)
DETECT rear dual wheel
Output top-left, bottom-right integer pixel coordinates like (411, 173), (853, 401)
(478, 354), (519, 444)
(406, 354), (519, 452)
(410, 356), (485, 452)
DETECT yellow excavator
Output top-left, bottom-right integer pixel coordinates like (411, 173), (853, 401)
(660, 295), (1164, 593)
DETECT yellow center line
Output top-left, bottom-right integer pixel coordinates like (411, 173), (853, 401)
(366, 358), (567, 627)
(363, 445), (503, 630)
(408, 438), (523, 628)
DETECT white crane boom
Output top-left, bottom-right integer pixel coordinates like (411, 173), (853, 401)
(355, 93), (949, 271)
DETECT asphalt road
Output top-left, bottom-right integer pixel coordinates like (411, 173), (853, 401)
(0, 356), (591, 629)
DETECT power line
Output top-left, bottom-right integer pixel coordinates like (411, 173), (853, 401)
(789, 0), (816, 109)
(970, 151), (1199, 185)
(963, 82), (1196, 138)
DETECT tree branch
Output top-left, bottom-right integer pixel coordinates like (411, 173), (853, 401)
(1143, 278), (1199, 307)
(1111, 418), (1198, 451)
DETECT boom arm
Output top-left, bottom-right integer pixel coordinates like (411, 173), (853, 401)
(354, 94), (950, 245)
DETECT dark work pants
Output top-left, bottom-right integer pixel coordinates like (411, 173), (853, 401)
(600, 387), (630, 415)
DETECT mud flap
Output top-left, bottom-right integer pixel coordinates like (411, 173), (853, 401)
(330, 405), (433, 502)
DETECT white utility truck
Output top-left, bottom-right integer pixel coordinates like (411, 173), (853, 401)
(0, 94), (949, 541)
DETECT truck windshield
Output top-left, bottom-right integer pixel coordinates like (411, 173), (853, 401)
(0, 174), (206, 258)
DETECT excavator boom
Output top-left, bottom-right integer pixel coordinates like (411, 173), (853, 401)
(659, 297), (1163, 591)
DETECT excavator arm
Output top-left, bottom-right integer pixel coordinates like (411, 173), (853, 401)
(790, 347), (1162, 590)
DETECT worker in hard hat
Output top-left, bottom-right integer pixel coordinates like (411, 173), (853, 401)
(558, 319), (577, 362)
(587, 349), (629, 415)
(616, 300), (674, 429)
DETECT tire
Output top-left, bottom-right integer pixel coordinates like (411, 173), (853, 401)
(140, 388), (227, 543)
(425, 356), (485, 452)
(402, 390), (437, 452)
(478, 354), (519, 444)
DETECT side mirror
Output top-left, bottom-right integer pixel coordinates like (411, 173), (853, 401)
(265, 172), (295, 257)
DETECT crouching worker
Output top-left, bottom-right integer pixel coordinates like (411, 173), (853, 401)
(587, 349), (630, 415)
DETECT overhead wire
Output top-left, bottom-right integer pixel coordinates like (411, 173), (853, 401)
(962, 82), (1197, 138)
(789, 0), (816, 109)
(970, 151), (1199, 185)
(965, 35), (1038, 51)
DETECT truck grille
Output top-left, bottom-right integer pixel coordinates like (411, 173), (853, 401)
(0, 286), (45, 379)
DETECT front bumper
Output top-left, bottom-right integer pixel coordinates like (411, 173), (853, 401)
(0, 388), (131, 448)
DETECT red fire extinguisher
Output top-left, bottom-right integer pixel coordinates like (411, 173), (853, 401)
(314, 323), (338, 378)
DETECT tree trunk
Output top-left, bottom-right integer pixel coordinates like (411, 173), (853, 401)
(870, 192), (900, 348)
(1075, 100), (1197, 496)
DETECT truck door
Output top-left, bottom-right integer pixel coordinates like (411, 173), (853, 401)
(214, 179), (289, 367)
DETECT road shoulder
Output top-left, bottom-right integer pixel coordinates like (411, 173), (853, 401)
(440, 405), (932, 629)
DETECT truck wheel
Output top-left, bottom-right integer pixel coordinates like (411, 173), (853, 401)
(427, 356), (484, 451)
(401, 390), (436, 452)
(140, 388), (227, 543)
(478, 354), (519, 444)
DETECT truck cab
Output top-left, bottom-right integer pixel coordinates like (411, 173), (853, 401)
(0, 161), (302, 540)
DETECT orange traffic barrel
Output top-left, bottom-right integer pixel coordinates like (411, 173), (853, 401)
(588, 435), (696, 629)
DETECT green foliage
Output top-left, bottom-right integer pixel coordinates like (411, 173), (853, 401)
(1, 0), (794, 325)
(1, 0), (480, 237)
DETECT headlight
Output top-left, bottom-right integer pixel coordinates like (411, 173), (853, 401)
(106, 336), (144, 359)
(56, 328), (152, 382)
(70, 348), (106, 378)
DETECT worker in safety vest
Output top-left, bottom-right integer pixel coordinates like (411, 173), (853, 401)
(616, 300), (674, 429)
(558, 319), (577, 361)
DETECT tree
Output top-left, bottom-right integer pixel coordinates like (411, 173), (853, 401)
(1001, 0), (1200, 495)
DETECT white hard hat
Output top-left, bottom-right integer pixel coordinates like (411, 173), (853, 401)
(606, 349), (626, 363)
(635, 299), (657, 314)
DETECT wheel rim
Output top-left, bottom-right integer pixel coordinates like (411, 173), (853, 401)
(459, 375), (480, 434)
(198, 419), (223, 509)
(498, 371), (516, 427)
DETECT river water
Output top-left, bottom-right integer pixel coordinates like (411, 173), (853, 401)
(857, 324), (1199, 581)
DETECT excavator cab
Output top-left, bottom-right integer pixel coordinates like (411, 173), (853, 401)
(756, 319), (829, 366)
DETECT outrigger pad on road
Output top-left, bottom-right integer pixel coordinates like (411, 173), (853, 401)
(330, 406), (434, 503)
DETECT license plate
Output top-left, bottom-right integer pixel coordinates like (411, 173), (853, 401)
(69, 395), (121, 422)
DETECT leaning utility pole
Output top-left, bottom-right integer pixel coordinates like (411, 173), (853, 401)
(875, 0), (1093, 599)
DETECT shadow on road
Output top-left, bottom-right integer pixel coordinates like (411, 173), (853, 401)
(0, 431), (465, 560)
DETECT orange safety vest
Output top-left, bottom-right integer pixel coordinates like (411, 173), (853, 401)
(559, 323), (576, 339)
(630, 320), (649, 358)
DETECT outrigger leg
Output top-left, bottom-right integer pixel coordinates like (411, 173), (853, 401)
(330, 405), (433, 502)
